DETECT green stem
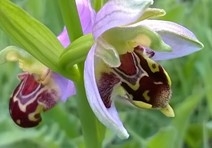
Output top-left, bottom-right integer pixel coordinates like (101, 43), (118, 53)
(58, 1), (105, 147)
(58, 0), (83, 41)
(74, 64), (105, 148)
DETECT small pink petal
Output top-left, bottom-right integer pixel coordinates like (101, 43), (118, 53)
(51, 73), (76, 102)
(57, 28), (70, 48)
(57, 0), (96, 47)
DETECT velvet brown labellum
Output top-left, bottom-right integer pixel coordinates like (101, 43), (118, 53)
(98, 46), (171, 109)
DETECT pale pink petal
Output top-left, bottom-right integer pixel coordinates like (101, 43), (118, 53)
(137, 20), (203, 60)
(57, 28), (70, 48)
(57, 0), (96, 47)
(52, 73), (76, 102)
(93, 0), (153, 39)
(84, 44), (129, 139)
(76, 0), (96, 34)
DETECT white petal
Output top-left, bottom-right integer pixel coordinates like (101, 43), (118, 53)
(84, 44), (129, 139)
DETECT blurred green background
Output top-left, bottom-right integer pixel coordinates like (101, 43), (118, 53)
(0, 0), (211, 147)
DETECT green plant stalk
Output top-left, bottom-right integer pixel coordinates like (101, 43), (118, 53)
(58, 0), (83, 42)
(74, 66), (105, 148)
(58, 0), (105, 147)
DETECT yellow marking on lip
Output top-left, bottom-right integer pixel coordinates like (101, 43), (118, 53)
(112, 52), (148, 92)
(13, 86), (44, 112)
(28, 105), (43, 121)
(128, 35), (152, 49)
(163, 69), (172, 86)
(143, 90), (150, 102)
(133, 100), (152, 109)
(146, 58), (160, 73)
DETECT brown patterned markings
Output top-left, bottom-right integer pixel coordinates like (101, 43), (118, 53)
(9, 73), (57, 128)
(119, 47), (171, 108)
(121, 76), (171, 108)
(9, 95), (42, 127)
(97, 72), (120, 108)
(113, 52), (146, 86)
(97, 46), (171, 109)
(118, 52), (137, 76)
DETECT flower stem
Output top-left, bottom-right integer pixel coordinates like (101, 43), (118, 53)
(58, 0), (105, 147)
(58, 0), (83, 41)
(75, 64), (105, 148)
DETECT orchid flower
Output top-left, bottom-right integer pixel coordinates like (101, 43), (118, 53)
(0, 0), (203, 141)
(69, 0), (203, 139)
(0, 0), (92, 127)
(0, 46), (75, 127)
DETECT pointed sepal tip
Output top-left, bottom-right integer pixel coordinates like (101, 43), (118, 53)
(160, 104), (175, 117)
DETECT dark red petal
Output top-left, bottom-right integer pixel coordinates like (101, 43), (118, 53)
(18, 73), (40, 96)
(118, 52), (137, 76)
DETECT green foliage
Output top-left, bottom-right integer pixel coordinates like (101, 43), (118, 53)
(0, 0), (64, 72)
(0, 0), (211, 147)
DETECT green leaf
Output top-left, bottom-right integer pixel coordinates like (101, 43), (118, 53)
(172, 91), (204, 148)
(0, 128), (46, 147)
(147, 126), (177, 148)
(196, 59), (212, 116)
(146, 91), (204, 148)
(0, 0), (64, 72)
(43, 104), (80, 139)
(185, 123), (203, 148)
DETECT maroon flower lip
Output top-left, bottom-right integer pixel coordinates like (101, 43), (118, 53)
(97, 46), (171, 110)
(9, 73), (58, 128)
(0, 46), (76, 128)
